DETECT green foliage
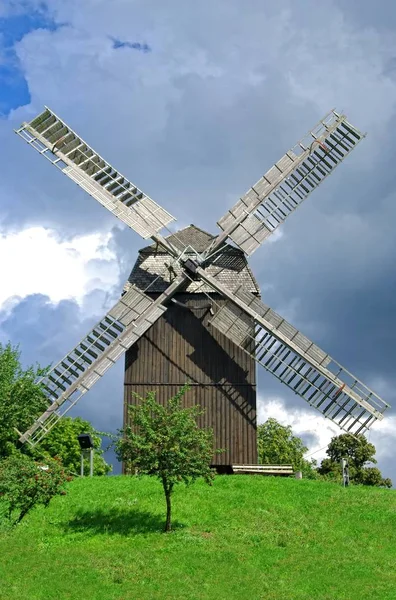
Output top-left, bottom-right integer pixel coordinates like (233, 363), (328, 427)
(358, 466), (392, 489)
(0, 454), (71, 525)
(317, 458), (343, 483)
(115, 384), (220, 531)
(37, 417), (112, 476)
(326, 433), (376, 468)
(0, 342), (110, 475)
(319, 434), (392, 488)
(257, 418), (317, 478)
(0, 342), (48, 458)
(0, 476), (396, 599)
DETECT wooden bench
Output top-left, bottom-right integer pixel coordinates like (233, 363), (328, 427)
(231, 464), (294, 476)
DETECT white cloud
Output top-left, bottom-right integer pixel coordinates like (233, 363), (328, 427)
(0, 226), (121, 312)
(367, 414), (396, 460)
(257, 395), (339, 462)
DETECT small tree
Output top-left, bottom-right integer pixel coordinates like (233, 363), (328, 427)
(319, 433), (392, 488)
(0, 454), (71, 525)
(325, 433), (376, 468)
(257, 418), (317, 478)
(115, 385), (220, 532)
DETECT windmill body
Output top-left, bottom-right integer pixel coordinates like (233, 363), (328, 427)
(13, 107), (391, 450)
(125, 225), (259, 467)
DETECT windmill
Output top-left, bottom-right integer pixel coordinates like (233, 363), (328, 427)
(14, 108), (390, 468)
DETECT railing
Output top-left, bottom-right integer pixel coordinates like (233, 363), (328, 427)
(232, 464), (294, 475)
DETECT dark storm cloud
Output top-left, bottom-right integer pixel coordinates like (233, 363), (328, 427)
(110, 37), (151, 53)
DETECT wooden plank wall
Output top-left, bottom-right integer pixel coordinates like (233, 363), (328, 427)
(124, 293), (257, 466)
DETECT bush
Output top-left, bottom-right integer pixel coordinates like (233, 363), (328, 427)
(0, 454), (72, 525)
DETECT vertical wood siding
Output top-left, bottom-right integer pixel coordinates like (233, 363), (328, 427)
(124, 293), (257, 466)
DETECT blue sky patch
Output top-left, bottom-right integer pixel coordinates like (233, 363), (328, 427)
(0, 62), (30, 116)
(0, 9), (60, 116)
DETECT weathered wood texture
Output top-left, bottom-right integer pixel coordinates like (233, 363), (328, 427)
(124, 293), (257, 466)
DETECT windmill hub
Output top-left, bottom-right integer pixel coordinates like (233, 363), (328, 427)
(182, 257), (200, 278)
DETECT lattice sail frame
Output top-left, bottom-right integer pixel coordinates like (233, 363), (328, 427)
(198, 271), (389, 435)
(15, 107), (176, 239)
(214, 110), (365, 256)
(19, 278), (184, 445)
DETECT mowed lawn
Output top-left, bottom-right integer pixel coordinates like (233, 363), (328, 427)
(0, 475), (395, 600)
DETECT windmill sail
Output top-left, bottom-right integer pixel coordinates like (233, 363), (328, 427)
(215, 111), (364, 255)
(14, 103), (390, 449)
(15, 107), (176, 239)
(19, 278), (184, 446)
(197, 269), (389, 435)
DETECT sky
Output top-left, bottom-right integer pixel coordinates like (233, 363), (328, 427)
(0, 0), (395, 479)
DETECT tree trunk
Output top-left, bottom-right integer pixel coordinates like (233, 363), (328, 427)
(162, 478), (173, 532)
(16, 504), (31, 524)
(165, 489), (171, 532)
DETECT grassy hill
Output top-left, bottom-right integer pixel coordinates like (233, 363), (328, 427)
(0, 475), (395, 600)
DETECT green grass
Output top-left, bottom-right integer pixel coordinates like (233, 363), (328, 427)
(0, 476), (395, 600)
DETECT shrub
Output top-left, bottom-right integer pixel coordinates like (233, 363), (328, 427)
(0, 454), (72, 525)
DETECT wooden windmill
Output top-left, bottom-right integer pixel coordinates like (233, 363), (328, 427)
(15, 108), (390, 469)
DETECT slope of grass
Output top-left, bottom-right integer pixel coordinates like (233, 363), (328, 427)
(0, 475), (395, 600)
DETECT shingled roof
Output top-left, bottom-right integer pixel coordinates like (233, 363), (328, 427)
(139, 224), (215, 254)
(125, 225), (260, 295)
